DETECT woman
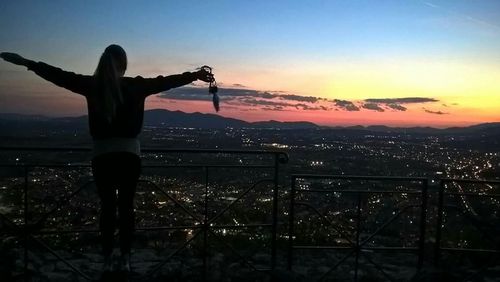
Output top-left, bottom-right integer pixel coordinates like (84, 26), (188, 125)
(0, 45), (213, 273)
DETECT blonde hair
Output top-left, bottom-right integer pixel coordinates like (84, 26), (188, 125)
(94, 44), (127, 123)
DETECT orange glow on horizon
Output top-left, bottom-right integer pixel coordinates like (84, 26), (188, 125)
(1, 56), (498, 128)
(146, 97), (498, 128)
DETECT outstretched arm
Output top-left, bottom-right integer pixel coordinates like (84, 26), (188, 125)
(1, 52), (90, 96)
(0, 52), (33, 67)
(133, 68), (214, 97)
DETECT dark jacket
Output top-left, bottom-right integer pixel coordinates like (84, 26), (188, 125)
(28, 61), (197, 138)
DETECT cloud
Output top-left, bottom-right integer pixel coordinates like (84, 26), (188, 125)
(277, 94), (322, 103)
(420, 0), (500, 36)
(387, 103), (407, 111)
(157, 86), (330, 111)
(362, 97), (438, 112)
(158, 87), (323, 103)
(364, 97), (438, 104)
(256, 92), (277, 99)
(332, 99), (360, 111)
(423, 108), (449, 115)
(157, 87), (444, 115)
(237, 99), (329, 111)
(157, 87), (210, 101)
(422, 1), (439, 9)
(262, 106), (286, 111)
(158, 86), (271, 101)
(239, 98), (290, 107)
(294, 103), (331, 111)
(362, 103), (385, 112)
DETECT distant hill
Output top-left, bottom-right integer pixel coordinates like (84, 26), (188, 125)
(143, 109), (249, 128)
(338, 123), (500, 135)
(252, 120), (319, 129)
(0, 109), (499, 134)
(0, 113), (52, 121)
(142, 109), (320, 129)
(0, 109), (320, 131)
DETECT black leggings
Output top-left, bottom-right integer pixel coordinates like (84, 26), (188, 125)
(91, 152), (141, 255)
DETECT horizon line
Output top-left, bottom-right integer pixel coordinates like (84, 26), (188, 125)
(1, 109), (499, 130)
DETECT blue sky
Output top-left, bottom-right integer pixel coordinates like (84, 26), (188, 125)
(1, 0), (499, 126)
(2, 0), (499, 69)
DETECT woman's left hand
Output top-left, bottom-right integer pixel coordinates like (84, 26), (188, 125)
(0, 52), (30, 66)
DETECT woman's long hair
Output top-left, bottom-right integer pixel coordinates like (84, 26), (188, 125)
(94, 44), (127, 123)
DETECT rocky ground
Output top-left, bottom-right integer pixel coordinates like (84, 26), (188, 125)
(1, 247), (499, 281)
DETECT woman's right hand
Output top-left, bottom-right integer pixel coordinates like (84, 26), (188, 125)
(195, 68), (215, 83)
(0, 52), (30, 66)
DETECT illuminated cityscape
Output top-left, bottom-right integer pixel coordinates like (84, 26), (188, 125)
(0, 118), (499, 281)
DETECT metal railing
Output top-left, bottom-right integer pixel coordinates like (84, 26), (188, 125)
(1, 147), (499, 281)
(287, 174), (429, 281)
(434, 178), (500, 280)
(0, 147), (288, 281)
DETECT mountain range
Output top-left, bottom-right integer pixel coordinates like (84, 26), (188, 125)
(0, 109), (499, 135)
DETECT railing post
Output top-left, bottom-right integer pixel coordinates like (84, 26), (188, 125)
(271, 154), (279, 270)
(354, 193), (362, 282)
(417, 179), (428, 269)
(203, 166), (209, 281)
(287, 176), (296, 270)
(23, 165), (29, 281)
(434, 179), (445, 267)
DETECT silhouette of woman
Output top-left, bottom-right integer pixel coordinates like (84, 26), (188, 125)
(0, 45), (214, 274)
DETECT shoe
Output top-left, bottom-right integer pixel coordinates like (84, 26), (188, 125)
(120, 253), (131, 273)
(103, 254), (114, 273)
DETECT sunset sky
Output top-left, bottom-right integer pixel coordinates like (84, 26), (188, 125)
(1, 0), (499, 127)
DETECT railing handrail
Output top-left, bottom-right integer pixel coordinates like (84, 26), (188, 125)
(292, 174), (428, 181)
(440, 178), (500, 184)
(0, 145), (286, 155)
(0, 146), (290, 165)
